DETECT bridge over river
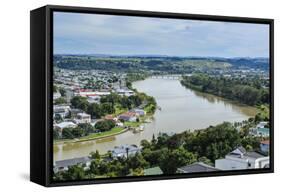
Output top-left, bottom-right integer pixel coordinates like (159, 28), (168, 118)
(150, 74), (183, 80)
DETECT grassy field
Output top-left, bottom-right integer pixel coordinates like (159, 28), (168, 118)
(78, 127), (125, 141)
(54, 127), (127, 144)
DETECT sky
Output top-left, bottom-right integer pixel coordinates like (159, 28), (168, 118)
(53, 12), (269, 58)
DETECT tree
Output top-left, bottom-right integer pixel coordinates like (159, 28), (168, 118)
(62, 128), (74, 139)
(54, 97), (66, 105)
(95, 120), (115, 132)
(78, 123), (94, 135)
(71, 96), (89, 111)
(159, 147), (196, 174)
(100, 102), (115, 115)
(59, 87), (66, 97)
(87, 103), (101, 118)
(53, 128), (61, 140)
(61, 165), (85, 180)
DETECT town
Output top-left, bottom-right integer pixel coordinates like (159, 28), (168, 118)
(52, 63), (270, 180)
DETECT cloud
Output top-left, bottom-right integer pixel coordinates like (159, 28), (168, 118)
(54, 12), (269, 57)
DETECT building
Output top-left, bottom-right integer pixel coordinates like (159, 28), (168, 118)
(177, 162), (219, 173)
(54, 157), (91, 173)
(250, 121), (270, 137)
(87, 95), (101, 104)
(116, 88), (134, 96)
(111, 144), (140, 158)
(74, 113), (91, 124)
(104, 115), (118, 122)
(144, 167), (163, 176)
(260, 140), (270, 153)
(53, 105), (71, 118)
(215, 147), (269, 170)
(53, 92), (61, 100)
(118, 112), (137, 122)
(55, 121), (77, 130)
(130, 108), (146, 116)
(70, 108), (84, 117)
(75, 90), (110, 97)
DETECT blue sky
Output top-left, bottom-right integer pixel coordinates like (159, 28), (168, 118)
(54, 12), (269, 58)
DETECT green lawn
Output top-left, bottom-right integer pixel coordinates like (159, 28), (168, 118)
(124, 121), (142, 127)
(78, 127), (125, 141)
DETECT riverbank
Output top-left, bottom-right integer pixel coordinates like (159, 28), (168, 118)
(54, 127), (128, 145)
(54, 78), (257, 160)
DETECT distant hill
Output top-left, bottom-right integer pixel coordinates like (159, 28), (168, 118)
(53, 55), (269, 73)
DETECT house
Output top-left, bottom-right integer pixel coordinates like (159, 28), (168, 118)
(177, 162), (219, 173)
(260, 140), (270, 153)
(116, 88), (134, 96)
(130, 108), (146, 116)
(87, 95), (101, 104)
(118, 112), (137, 122)
(74, 113), (91, 124)
(250, 121), (270, 137)
(53, 92), (61, 100)
(111, 144), (140, 158)
(70, 108), (84, 117)
(53, 105), (71, 118)
(215, 147), (269, 170)
(75, 90), (110, 97)
(55, 121), (77, 130)
(54, 157), (91, 173)
(144, 167), (163, 176)
(104, 115), (118, 122)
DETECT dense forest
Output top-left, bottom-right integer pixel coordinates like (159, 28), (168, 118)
(181, 74), (269, 106)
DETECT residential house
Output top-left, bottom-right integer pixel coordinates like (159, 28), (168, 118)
(111, 144), (140, 158)
(116, 88), (134, 96)
(130, 108), (146, 116)
(118, 112), (137, 122)
(87, 95), (101, 104)
(55, 121), (77, 130)
(260, 140), (270, 153)
(144, 167), (163, 176)
(177, 162), (219, 173)
(74, 113), (91, 124)
(70, 108), (84, 118)
(250, 121), (270, 137)
(215, 147), (269, 170)
(54, 157), (91, 173)
(53, 105), (71, 118)
(104, 115), (118, 122)
(53, 92), (61, 100)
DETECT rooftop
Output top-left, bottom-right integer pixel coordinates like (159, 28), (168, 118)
(55, 157), (91, 168)
(177, 162), (219, 173)
(144, 167), (163, 176)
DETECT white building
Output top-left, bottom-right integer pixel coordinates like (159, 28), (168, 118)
(53, 92), (61, 100)
(53, 105), (70, 118)
(75, 91), (110, 97)
(116, 88), (134, 96)
(87, 95), (101, 104)
(74, 113), (91, 124)
(55, 121), (77, 130)
(215, 147), (269, 170)
(249, 121), (270, 137)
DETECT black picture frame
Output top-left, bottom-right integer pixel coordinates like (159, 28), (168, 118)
(30, 5), (274, 187)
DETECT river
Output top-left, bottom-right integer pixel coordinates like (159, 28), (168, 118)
(54, 78), (257, 161)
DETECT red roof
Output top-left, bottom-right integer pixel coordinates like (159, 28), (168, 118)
(120, 112), (137, 117)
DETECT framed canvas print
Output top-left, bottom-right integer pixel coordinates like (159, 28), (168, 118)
(30, 5), (274, 187)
